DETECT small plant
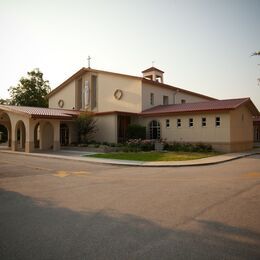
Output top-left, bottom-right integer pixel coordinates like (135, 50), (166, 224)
(126, 139), (155, 152)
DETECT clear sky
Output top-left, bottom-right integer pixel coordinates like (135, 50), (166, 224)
(0, 0), (259, 108)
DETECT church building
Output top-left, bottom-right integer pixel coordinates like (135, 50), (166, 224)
(0, 66), (259, 153)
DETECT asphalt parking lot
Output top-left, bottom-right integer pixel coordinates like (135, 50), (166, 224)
(0, 152), (260, 259)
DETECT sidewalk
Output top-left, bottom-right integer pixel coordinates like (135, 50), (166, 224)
(0, 147), (259, 167)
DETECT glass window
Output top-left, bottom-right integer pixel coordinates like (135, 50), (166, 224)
(163, 96), (169, 105)
(91, 75), (97, 109)
(202, 117), (206, 127)
(166, 119), (170, 128)
(177, 118), (181, 128)
(149, 120), (161, 139)
(215, 116), (221, 127)
(189, 118), (193, 127)
(150, 93), (154, 105)
(181, 99), (186, 104)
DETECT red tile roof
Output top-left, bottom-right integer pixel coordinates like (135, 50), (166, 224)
(0, 105), (80, 119)
(141, 98), (259, 116)
(253, 116), (260, 122)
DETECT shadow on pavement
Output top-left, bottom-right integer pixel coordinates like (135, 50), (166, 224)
(0, 188), (259, 260)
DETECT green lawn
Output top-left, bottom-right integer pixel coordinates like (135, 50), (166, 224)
(86, 151), (220, 162)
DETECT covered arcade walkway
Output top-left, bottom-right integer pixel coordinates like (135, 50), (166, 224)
(0, 105), (79, 153)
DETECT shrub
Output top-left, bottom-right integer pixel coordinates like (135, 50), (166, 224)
(126, 139), (155, 152)
(76, 113), (97, 144)
(127, 124), (146, 139)
(164, 142), (212, 152)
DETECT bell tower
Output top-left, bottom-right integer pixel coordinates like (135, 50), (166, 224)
(142, 67), (164, 83)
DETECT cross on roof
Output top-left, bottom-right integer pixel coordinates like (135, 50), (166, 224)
(87, 56), (91, 68)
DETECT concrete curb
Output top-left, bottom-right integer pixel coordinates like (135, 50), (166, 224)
(0, 149), (259, 167)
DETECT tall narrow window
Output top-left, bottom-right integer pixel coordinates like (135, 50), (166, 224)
(150, 93), (154, 105)
(189, 118), (193, 127)
(215, 116), (221, 127)
(163, 96), (169, 105)
(202, 117), (206, 127)
(177, 118), (181, 128)
(91, 75), (97, 109)
(77, 78), (82, 109)
(149, 120), (161, 139)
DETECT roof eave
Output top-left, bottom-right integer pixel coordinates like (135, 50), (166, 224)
(141, 108), (234, 117)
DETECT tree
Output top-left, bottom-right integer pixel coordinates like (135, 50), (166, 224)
(0, 99), (8, 105)
(251, 51), (260, 56)
(76, 113), (97, 143)
(127, 124), (146, 139)
(8, 68), (51, 107)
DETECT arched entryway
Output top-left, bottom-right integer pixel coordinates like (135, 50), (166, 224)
(0, 111), (11, 147)
(34, 123), (40, 149)
(41, 122), (54, 150)
(15, 120), (26, 151)
(60, 123), (69, 146)
(149, 120), (161, 140)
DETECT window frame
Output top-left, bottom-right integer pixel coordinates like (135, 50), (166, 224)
(177, 118), (181, 128)
(215, 116), (221, 127)
(189, 118), (194, 127)
(163, 95), (169, 105)
(150, 93), (154, 105)
(166, 119), (170, 128)
(201, 117), (206, 127)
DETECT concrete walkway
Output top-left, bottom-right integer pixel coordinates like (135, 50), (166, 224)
(0, 146), (259, 167)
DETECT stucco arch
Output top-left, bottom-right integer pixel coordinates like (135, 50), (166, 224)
(15, 120), (26, 151)
(0, 111), (12, 147)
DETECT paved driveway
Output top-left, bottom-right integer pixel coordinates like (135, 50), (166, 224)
(0, 153), (260, 259)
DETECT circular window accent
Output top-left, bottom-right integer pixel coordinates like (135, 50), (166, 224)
(58, 99), (64, 108)
(114, 89), (123, 100)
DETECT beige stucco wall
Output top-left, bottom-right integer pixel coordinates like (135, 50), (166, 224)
(93, 114), (117, 143)
(142, 83), (212, 111)
(49, 81), (76, 109)
(96, 73), (142, 113)
(175, 91), (210, 104)
(136, 112), (233, 152)
(138, 112), (230, 143)
(229, 105), (253, 151)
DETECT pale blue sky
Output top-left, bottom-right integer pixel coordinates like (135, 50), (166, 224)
(0, 0), (259, 108)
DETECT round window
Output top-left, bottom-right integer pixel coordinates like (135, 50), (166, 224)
(114, 89), (123, 100)
(58, 99), (64, 108)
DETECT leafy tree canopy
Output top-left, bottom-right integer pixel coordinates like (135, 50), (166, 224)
(8, 68), (51, 107)
(0, 99), (8, 105)
(251, 51), (260, 56)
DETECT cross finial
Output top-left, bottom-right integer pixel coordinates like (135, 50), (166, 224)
(87, 56), (91, 68)
(152, 60), (155, 67)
